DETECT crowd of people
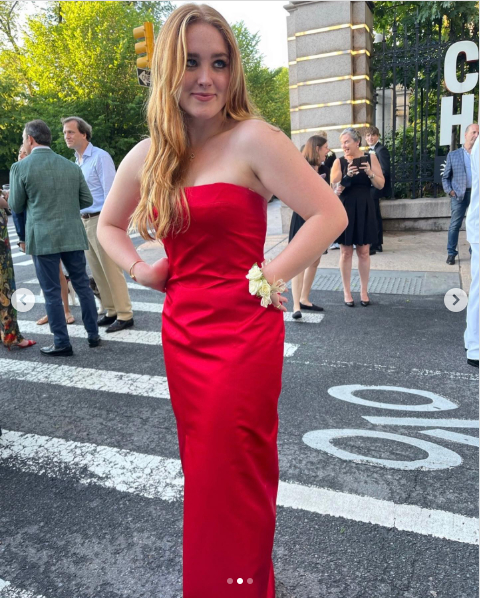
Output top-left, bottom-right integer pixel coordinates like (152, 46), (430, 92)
(286, 123), (478, 371)
(0, 3), (478, 597)
(289, 125), (389, 315)
(0, 116), (136, 355)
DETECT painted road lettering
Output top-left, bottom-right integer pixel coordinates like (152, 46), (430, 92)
(304, 385), (478, 471)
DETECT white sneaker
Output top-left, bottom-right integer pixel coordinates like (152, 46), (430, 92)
(329, 242), (340, 250)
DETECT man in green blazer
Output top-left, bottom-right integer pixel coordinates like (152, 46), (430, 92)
(9, 119), (100, 356)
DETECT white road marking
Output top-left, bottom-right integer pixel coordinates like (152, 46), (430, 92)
(277, 480), (478, 545)
(19, 320), (161, 345)
(11, 251), (25, 259)
(1, 429), (477, 545)
(363, 417), (479, 428)
(283, 343), (298, 357)
(17, 319), (299, 356)
(32, 295), (164, 314)
(23, 277), (148, 292)
(0, 580), (47, 597)
(303, 428), (462, 471)
(287, 359), (479, 382)
(0, 578), (48, 597)
(13, 259), (33, 267)
(284, 313), (324, 323)
(328, 385), (457, 412)
(0, 358), (170, 399)
(0, 430), (184, 502)
(24, 285), (318, 324)
(420, 429), (479, 448)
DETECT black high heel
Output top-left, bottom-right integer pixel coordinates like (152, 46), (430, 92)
(344, 300), (355, 307)
(361, 300), (371, 307)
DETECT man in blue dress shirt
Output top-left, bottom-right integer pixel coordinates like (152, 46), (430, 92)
(62, 117), (134, 333)
(442, 123), (479, 265)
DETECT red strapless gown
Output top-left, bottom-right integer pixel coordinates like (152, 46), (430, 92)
(161, 183), (285, 598)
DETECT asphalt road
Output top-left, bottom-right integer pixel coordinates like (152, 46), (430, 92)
(0, 223), (478, 598)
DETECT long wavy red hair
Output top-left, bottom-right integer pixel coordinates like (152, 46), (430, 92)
(130, 3), (258, 240)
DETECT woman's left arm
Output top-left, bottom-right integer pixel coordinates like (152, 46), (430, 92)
(238, 121), (348, 287)
(362, 154), (385, 190)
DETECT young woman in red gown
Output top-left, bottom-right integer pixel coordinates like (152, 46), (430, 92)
(98, 4), (347, 596)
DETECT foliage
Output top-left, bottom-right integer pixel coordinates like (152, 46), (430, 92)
(384, 118), (448, 198)
(0, 3), (291, 173)
(232, 22), (291, 136)
(373, 1), (479, 41)
(0, 1), (174, 170)
(373, 1), (479, 195)
(372, 1), (479, 91)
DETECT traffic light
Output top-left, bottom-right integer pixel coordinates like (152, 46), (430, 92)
(133, 22), (155, 69)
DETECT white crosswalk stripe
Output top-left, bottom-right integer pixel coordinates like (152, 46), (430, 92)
(13, 259), (33, 266)
(31, 294), (164, 314)
(24, 277), (149, 292)
(19, 320), (161, 345)
(1, 429), (477, 545)
(0, 358), (170, 399)
(0, 578), (47, 598)
(30, 294), (323, 322)
(21, 281), (324, 323)
(1, 430), (184, 502)
(17, 319), (299, 356)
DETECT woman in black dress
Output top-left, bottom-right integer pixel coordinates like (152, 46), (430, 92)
(331, 128), (384, 307)
(289, 135), (331, 319)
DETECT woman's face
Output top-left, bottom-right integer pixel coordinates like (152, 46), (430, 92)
(179, 22), (231, 122)
(18, 146), (27, 161)
(317, 143), (329, 163)
(341, 134), (359, 156)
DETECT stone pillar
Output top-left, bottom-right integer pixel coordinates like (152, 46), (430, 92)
(285, 0), (374, 153)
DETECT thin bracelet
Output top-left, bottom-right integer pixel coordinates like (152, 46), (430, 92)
(129, 260), (144, 281)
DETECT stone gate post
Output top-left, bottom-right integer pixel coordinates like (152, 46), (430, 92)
(285, 1), (374, 153)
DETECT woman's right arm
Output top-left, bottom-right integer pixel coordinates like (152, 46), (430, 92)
(97, 139), (168, 292)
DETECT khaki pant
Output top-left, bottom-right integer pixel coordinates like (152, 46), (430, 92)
(83, 215), (133, 321)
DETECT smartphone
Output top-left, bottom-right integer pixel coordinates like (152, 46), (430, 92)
(352, 157), (369, 170)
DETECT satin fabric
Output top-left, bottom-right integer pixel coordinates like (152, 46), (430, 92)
(162, 183), (285, 598)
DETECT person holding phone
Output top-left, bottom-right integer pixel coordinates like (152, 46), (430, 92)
(331, 128), (385, 307)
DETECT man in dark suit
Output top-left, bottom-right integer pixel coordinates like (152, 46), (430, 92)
(9, 120), (100, 356)
(365, 126), (391, 254)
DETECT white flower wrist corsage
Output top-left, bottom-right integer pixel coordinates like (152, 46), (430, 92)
(246, 262), (286, 308)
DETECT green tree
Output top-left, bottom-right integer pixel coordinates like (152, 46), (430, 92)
(0, 1), (173, 170)
(0, 3), (290, 173)
(374, 1), (479, 41)
(232, 21), (291, 136)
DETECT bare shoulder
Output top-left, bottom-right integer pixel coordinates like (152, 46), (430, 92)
(126, 137), (151, 162)
(232, 118), (285, 147)
(117, 138), (151, 180)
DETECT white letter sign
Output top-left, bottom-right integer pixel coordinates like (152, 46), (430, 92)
(444, 41), (479, 93)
